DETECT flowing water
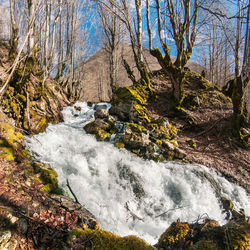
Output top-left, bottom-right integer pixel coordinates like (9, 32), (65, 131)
(25, 102), (249, 244)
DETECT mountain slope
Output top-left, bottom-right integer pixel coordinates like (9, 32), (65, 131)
(62, 43), (205, 102)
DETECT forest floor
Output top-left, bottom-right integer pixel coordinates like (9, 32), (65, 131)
(147, 75), (249, 192)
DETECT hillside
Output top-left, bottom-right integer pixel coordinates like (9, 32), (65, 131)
(62, 43), (205, 102)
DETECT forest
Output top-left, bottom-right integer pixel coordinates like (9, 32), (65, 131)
(0, 0), (249, 249)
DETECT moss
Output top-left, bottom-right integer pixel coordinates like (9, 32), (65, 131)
(33, 117), (48, 134)
(0, 123), (23, 161)
(96, 129), (110, 141)
(151, 154), (165, 162)
(40, 167), (58, 186)
(0, 145), (15, 161)
(187, 139), (197, 149)
(167, 123), (178, 138)
(115, 141), (125, 148)
(126, 123), (147, 134)
(157, 222), (190, 248)
(191, 240), (219, 250)
(227, 221), (250, 249)
(68, 228), (155, 250)
(150, 137), (163, 146)
(114, 86), (146, 105)
(132, 104), (151, 124)
(38, 165), (63, 194)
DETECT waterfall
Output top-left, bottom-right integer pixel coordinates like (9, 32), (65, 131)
(25, 102), (249, 244)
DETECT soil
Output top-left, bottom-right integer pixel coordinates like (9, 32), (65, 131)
(147, 75), (249, 192)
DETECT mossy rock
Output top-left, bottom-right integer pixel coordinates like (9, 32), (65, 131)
(84, 121), (111, 141)
(112, 85), (147, 105)
(157, 222), (190, 249)
(226, 221), (250, 249)
(126, 123), (147, 134)
(191, 239), (219, 250)
(68, 228), (155, 250)
(33, 162), (63, 195)
(115, 141), (125, 149)
(0, 123), (23, 161)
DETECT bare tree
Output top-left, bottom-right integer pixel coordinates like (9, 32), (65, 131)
(148, 0), (199, 105)
(27, 0), (36, 56)
(97, 0), (126, 97)
(232, 0), (249, 135)
(9, 0), (19, 55)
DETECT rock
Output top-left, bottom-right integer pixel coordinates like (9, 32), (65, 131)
(123, 123), (150, 148)
(84, 121), (110, 141)
(94, 103), (110, 111)
(115, 141), (125, 149)
(110, 102), (134, 121)
(74, 106), (81, 112)
(162, 141), (175, 151)
(94, 109), (109, 119)
(94, 119), (111, 131)
(174, 148), (187, 159)
(157, 222), (190, 249)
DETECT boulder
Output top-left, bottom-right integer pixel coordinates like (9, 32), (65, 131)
(94, 109), (109, 119)
(174, 148), (187, 159)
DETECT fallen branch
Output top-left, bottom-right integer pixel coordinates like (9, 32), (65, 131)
(66, 179), (80, 204)
(155, 205), (187, 218)
(125, 202), (143, 221)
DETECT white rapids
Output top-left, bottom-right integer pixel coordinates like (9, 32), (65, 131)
(25, 102), (249, 244)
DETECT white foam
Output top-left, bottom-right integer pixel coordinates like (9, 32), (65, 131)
(25, 102), (249, 244)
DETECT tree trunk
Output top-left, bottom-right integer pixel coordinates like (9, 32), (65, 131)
(9, 0), (19, 58)
(232, 0), (249, 136)
(27, 0), (36, 56)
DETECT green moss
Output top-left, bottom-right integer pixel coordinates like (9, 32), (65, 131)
(68, 228), (155, 250)
(191, 240), (219, 250)
(114, 86), (146, 105)
(38, 165), (63, 194)
(187, 139), (197, 149)
(151, 154), (165, 162)
(126, 123), (147, 134)
(40, 167), (58, 186)
(115, 141), (125, 148)
(227, 222), (250, 249)
(96, 129), (110, 141)
(33, 117), (48, 134)
(0, 123), (23, 161)
(0, 145), (15, 161)
(167, 123), (178, 138)
(157, 222), (190, 248)
(150, 137), (163, 146)
(132, 104), (151, 123)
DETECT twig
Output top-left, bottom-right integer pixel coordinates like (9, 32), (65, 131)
(125, 202), (143, 221)
(66, 179), (80, 204)
(192, 213), (210, 224)
(155, 205), (187, 218)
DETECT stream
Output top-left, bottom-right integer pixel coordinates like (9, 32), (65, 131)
(25, 102), (250, 244)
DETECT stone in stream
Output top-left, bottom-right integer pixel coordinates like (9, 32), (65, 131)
(94, 109), (109, 119)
